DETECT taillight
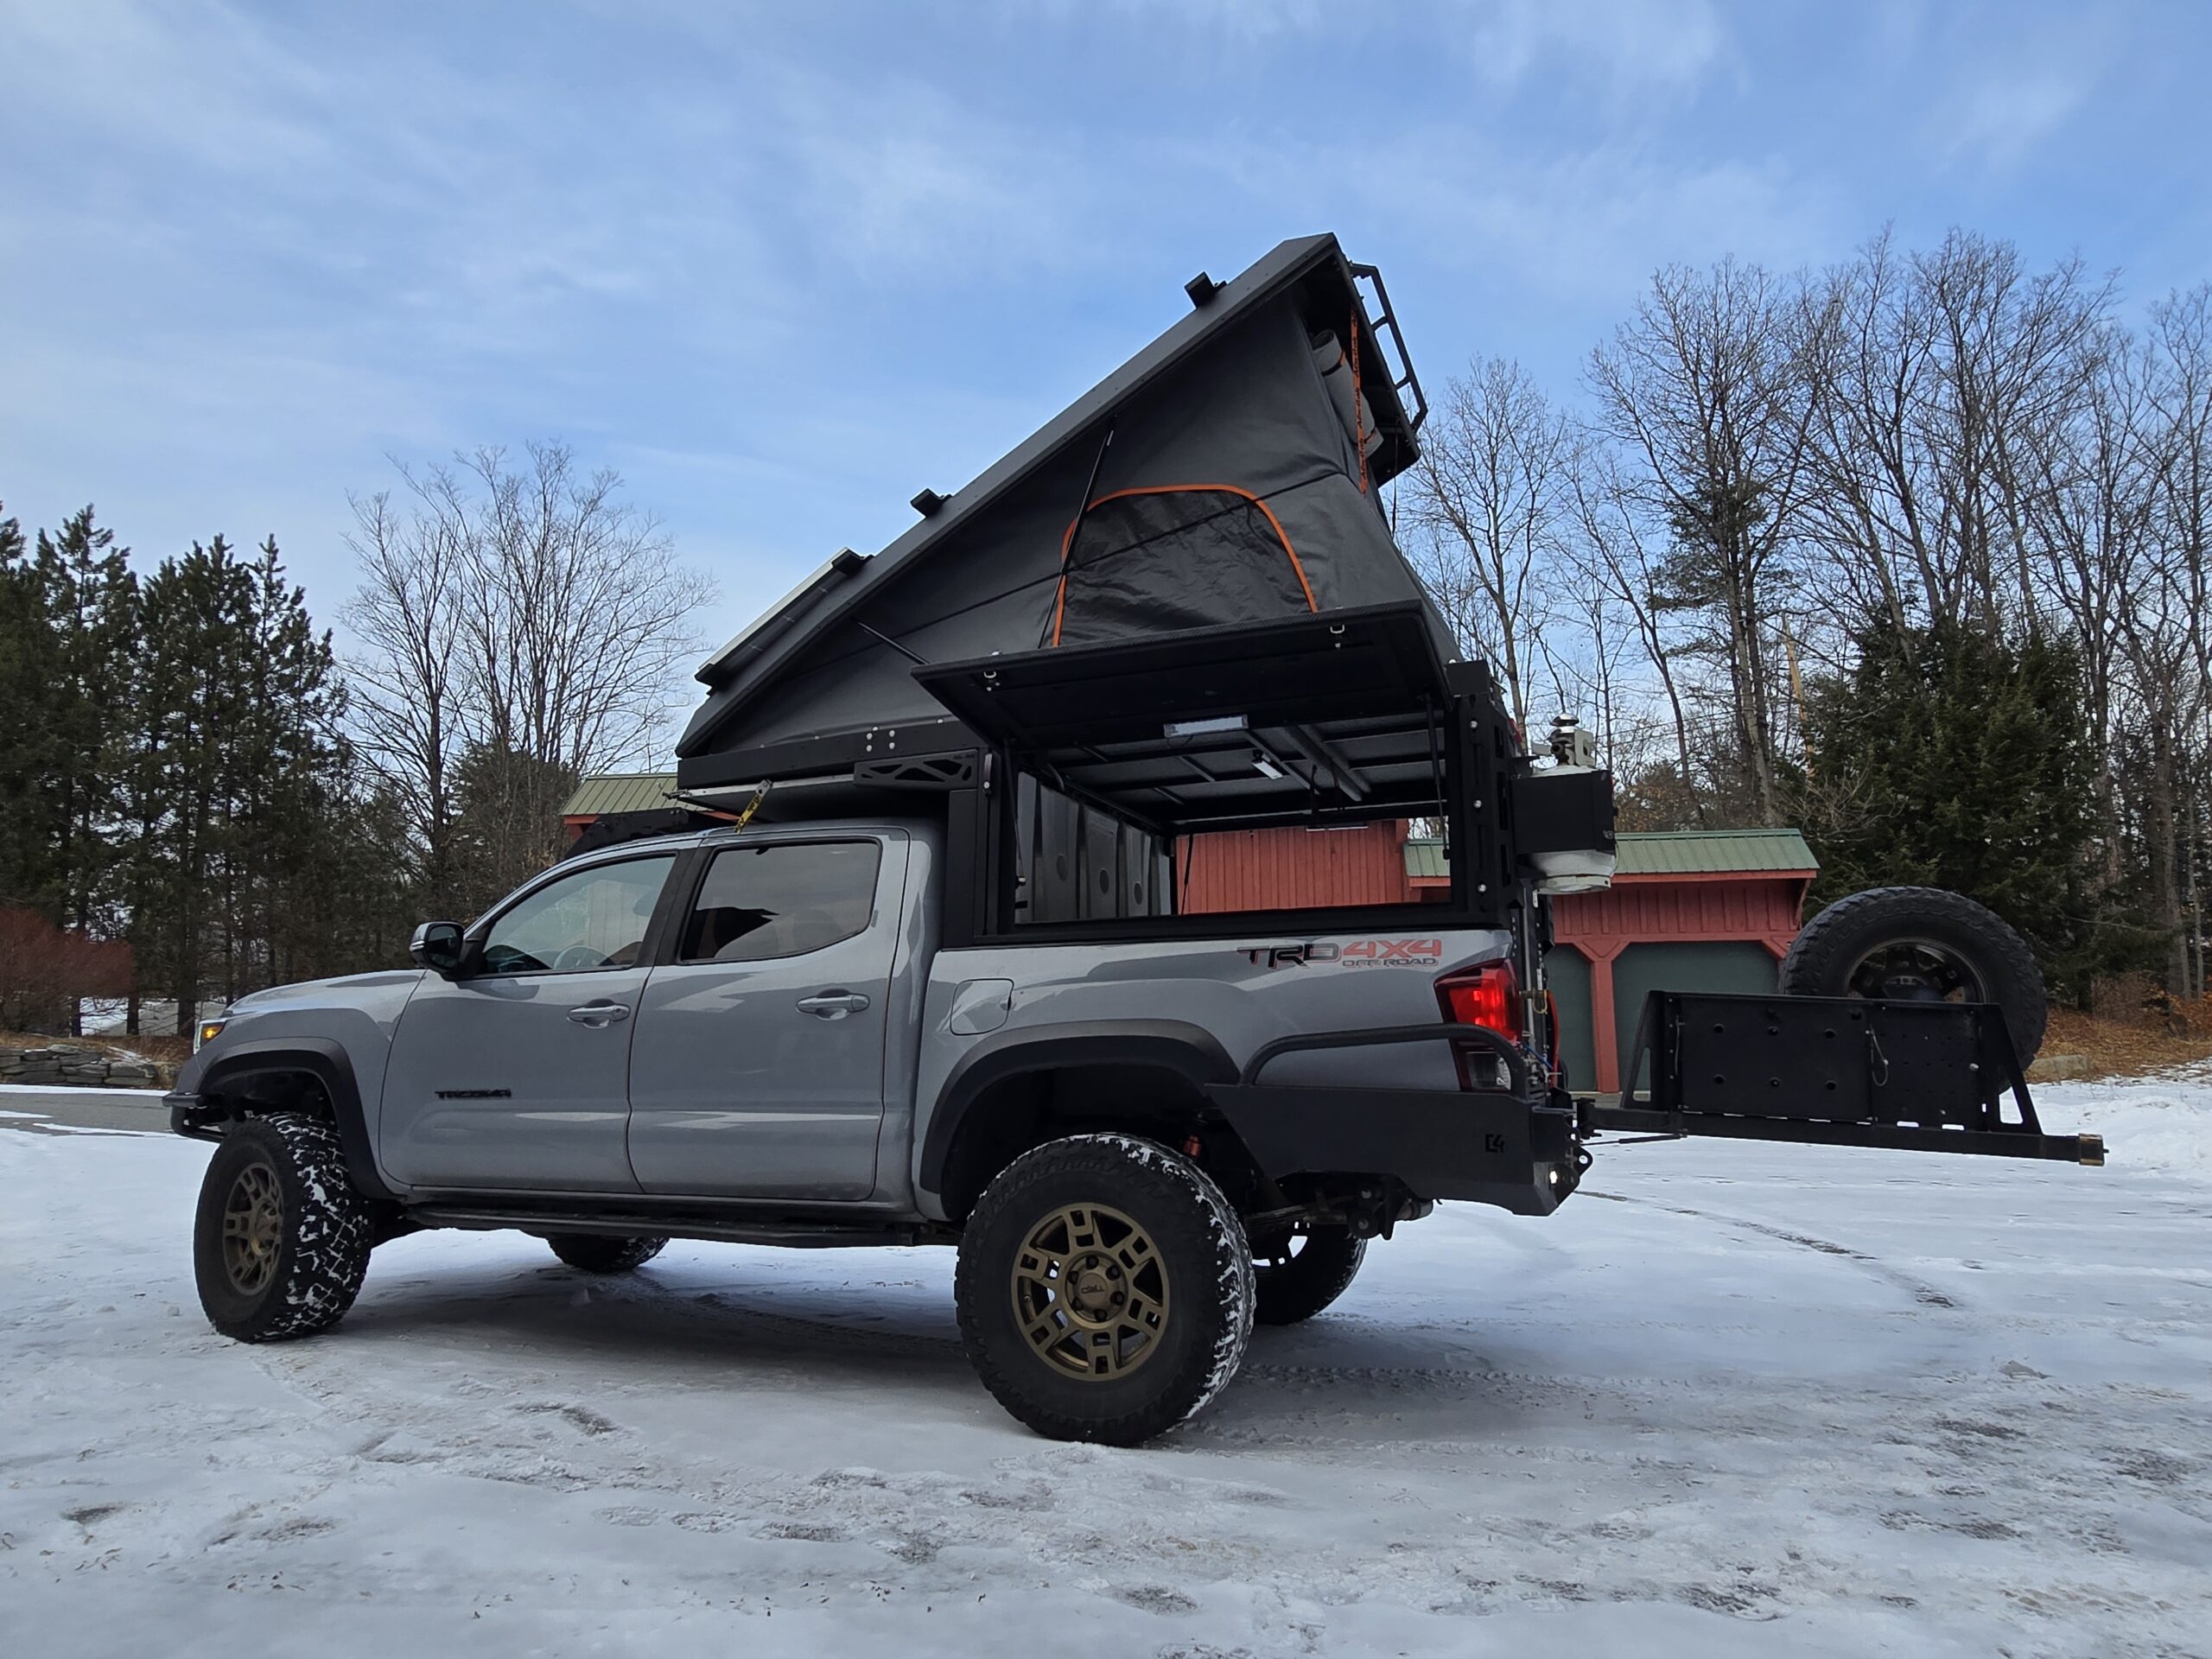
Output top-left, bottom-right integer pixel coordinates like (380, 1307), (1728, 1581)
(1437, 961), (1522, 1035)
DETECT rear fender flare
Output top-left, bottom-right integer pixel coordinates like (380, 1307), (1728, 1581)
(917, 1020), (1237, 1210)
(194, 1037), (397, 1202)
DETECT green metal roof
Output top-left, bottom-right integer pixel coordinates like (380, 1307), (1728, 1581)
(1404, 838), (1450, 880)
(1406, 828), (1818, 880)
(562, 772), (677, 817)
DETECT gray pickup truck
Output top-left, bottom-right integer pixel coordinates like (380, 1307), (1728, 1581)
(173, 810), (1566, 1445)
(171, 232), (2098, 1446)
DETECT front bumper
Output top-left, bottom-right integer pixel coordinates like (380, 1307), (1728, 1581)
(166, 1090), (226, 1142)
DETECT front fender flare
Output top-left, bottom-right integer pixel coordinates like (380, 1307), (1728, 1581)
(180, 1036), (397, 1201)
(916, 1019), (1236, 1205)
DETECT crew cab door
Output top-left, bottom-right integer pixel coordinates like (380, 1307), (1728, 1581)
(626, 833), (906, 1200)
(378, 853), (680, 1193)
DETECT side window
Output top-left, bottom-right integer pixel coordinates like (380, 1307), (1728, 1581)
(677, 841), (882, 963)
(478, 855), (677, 976)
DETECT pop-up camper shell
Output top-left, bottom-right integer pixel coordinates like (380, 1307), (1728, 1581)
(672, 233), (1605, 944)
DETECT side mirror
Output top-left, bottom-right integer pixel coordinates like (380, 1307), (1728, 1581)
(410, 920), (468, 976)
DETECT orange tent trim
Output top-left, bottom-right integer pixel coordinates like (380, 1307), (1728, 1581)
(1050, 484), (1318, 646)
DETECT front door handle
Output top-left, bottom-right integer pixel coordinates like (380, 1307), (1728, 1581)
(796, 990), (871, 1018)
(568, 1001), (632, 1027)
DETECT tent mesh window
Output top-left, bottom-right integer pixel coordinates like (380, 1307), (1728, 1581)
(1052, 486), (1315, 647)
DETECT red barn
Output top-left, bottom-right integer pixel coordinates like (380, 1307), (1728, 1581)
(1184, 821), (1817, 1095)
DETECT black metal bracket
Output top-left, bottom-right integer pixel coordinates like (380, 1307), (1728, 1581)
(851, 750), (978, 791)
(1586, 992), (2104, 1166)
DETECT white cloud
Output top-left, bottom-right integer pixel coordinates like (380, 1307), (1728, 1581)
(1922, 10), (2110, 171)
(1936, 67), (2091, 168)
(1460, 0), (1728, 93)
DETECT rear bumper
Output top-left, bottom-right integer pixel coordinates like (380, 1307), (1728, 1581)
(1206, 1020), (1578, 1215)
(1209, 1083), (1580, 1216)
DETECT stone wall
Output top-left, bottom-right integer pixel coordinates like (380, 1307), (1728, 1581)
(0, 1044), (167, 1089)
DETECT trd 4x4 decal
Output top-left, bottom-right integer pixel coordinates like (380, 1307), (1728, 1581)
(1238, 938), (1444, 968)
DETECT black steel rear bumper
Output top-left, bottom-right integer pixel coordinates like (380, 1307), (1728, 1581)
(1207, 1023), (1580, 1216)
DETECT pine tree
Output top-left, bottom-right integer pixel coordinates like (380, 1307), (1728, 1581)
(0, 503), (66, 915)
(126, 537), (257, 1031)
(232, 537), (353, 988)
(449, 742), (579, 918)
(36, 508), (139, 935)
(1796, 618), (2116, 994)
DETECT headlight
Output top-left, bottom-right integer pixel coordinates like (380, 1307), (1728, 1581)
(195, 1019), (227, 1051)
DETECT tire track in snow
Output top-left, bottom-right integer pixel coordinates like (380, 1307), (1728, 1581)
(1579, 1190), (1967, 1311)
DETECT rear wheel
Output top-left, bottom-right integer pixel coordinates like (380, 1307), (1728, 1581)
(547, 1234), (668, 1274)
(193, 1114), (374, 1342)
(1251, 1226), (1366, 1325)
(955, 1135), (1254, 1446)
(1779, 886), (2048, 1063)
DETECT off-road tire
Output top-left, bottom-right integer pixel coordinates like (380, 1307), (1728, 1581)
(193, 1114), (374, 1343)
(546, 1234), (669, 1274)
(1779, 885), (2048, 1063)
(1252, 1227), (1366, 1325)
(955, 1135), (1255, 1446)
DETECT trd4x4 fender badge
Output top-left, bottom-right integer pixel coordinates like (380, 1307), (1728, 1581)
(434, 1088), (512, 1099)
(1238, 939), (1443, 968)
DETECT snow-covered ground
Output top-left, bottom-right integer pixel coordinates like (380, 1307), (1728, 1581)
(3, 1071), (2209, 1658)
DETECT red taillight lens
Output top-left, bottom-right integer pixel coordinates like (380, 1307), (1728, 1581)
(1438, 962), (1522, 1035)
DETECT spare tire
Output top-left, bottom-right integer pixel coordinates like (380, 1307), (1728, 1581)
(1778, 886), (2048, 1063)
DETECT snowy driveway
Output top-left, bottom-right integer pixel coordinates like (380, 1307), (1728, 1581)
(3, 1075), (2208, 1658)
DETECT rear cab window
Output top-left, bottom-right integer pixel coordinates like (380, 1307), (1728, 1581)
(677, 841), (883, 963)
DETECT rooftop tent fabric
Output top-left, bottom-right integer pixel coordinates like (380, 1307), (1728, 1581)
(677, 234), (1446, 766)
(1050, 486), (1315, 647)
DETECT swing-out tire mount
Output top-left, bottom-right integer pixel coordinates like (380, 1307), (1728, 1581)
(1583, 990), (2104, 1166)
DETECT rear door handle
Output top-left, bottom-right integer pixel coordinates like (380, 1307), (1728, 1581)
(796, 990), (871, 1018)
(568, 1001), (632, 1027)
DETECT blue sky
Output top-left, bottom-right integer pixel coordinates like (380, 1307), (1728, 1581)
(3, 0), (2205, 665)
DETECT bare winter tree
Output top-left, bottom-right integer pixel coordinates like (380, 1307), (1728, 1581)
(1586, 257), (1818, 823)
(342, 488), (468, 912)
(2127, 288), (2212, 997)
(1798, 228), (2112, 639)
(2144, 289), (2212, 996)
(344, 443), (715, 912)
(1402, 356), (1575, 733)
(1563, 448), (1708, 827)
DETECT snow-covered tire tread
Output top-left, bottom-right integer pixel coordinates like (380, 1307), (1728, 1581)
(193, 1113), (374, 1343)
(955, 1134), (1255, 1446)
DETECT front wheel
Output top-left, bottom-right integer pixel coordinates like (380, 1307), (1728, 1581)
(193, 1114), (374, 1342)
(955, 1135), (1255, 1446)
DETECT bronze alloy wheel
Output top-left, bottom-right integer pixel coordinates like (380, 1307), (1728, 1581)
(220, 1160), (284, 1295)
(1010, 1201), (1170, 1380)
